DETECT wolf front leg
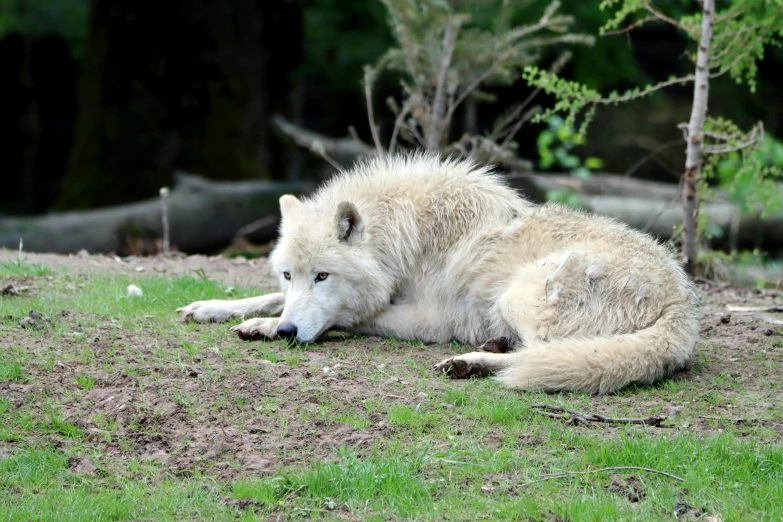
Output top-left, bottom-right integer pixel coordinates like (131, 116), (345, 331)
(177, 293), (284, 323)
(231, 317), (280, 340)
(353, 303), (452, 344)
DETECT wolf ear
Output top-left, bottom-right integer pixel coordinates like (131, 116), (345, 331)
(279, 195), (302, 220)
(335, 202), (363, 244)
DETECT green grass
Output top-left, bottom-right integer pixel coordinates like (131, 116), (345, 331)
(1, 259), (782, 520)
(0, 359), (27, 383)
(0, 447), (250, 521)
(0, 260), (53, 278)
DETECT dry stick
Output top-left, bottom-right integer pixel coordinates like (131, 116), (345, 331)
(531, 404), (668, 427)
(363, 67), (384, 155)
(233, 216), (277, 241)
(601, 15), (658, 36)
(703, 129), (764, 155)
(725, 305), (783, 313)
(484, 53), (571, 165)
(643, 0), (692, 34)
(159, 187), (170, 255)
(443, 1), (572, 127)
(495, 54), (569, 149)
(698, 415), (746, 424)
(518, 466), (685, 488)
(388, 98), (412, 156)
(642, 180), (684, 233)
(1, 284), (30, 296)
(309, 139), (344, 171)
(427, 22), (459, 151)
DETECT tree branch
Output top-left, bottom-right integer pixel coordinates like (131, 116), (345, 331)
(601, 15), (658, 36)
(388, 96), (412, 155)
(643, 0), (693, 34)
(427, 22), (460, 151)
(363, 66), (385, 155)
(271, 114), (374, 166)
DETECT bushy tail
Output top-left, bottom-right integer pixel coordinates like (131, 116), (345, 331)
(494, 302), (700, 395)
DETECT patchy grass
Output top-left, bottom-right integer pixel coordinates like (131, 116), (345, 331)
(1, 257), (782, 520)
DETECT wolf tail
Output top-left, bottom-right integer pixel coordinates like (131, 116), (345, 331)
(494, 302), (700, 395)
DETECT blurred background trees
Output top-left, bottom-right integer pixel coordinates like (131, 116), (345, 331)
(1, 0), (781, 277)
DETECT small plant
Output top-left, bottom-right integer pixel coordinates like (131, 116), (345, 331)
(712, 133), (783, 216)
(0, 359), (27, 383)
(536, 115), (604, 209)
(278, 0), (594, 173)
(522, 0), (783, 276)
(41, 407), (83, 439)
(75, 374), (96, 390)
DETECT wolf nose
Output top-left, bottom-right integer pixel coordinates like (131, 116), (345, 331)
(276, 323), (298, 341)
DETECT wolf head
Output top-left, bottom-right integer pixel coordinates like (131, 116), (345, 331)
(269, 194), (390, 343)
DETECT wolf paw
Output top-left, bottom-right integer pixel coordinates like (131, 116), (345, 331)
(231, 318), (279, 341)
(478, 336), (515, 353)
(433, 356), (488, 379)
(176, 300), (235, 323)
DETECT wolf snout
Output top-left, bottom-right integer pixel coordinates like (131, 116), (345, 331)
(276, 322), (298, 341)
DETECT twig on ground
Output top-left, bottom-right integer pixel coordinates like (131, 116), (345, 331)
(699, 415), (746, 424)
(518, 466), (685, 488)
(1, 284), (31, 296)
(726, 305), (783, 313)
(531, 404), (668, 427)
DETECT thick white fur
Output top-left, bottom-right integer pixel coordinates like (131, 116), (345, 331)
(177, 153), (700, 395)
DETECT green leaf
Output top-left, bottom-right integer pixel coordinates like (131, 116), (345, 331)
(584, 157), (604, 170)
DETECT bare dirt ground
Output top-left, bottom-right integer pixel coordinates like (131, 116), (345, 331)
(2, 250), (783, 486)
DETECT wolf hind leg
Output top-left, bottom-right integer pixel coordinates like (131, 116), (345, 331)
(433, 351), (525, 378)
(433, 252), (586, 380)
(478, 337), (516, 353)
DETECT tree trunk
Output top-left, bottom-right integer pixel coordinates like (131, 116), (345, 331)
(2, 174), (311, 255)
(20, 36), (41, 214)
(682, 0), (715, 276)
(58, 0), (269, 210)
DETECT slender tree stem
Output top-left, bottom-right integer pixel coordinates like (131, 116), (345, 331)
(427, 23), (459, 151)
(682, 0), (715, 276)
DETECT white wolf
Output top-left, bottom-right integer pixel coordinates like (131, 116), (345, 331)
(177, 154), (700, 394)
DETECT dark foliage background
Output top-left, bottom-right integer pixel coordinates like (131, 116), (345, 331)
(1, 0), (780, 214)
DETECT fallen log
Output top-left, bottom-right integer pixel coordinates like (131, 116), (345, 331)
(0, 173), (312, 255)
(2, 116), (781, 257)
(272, 115), (783, 254)
(572, 193), (782, 254)
(511, 173), (697, 201)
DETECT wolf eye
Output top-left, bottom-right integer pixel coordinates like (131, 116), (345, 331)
(283, 272), (291, 280)
(315, 272), (329, 282)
